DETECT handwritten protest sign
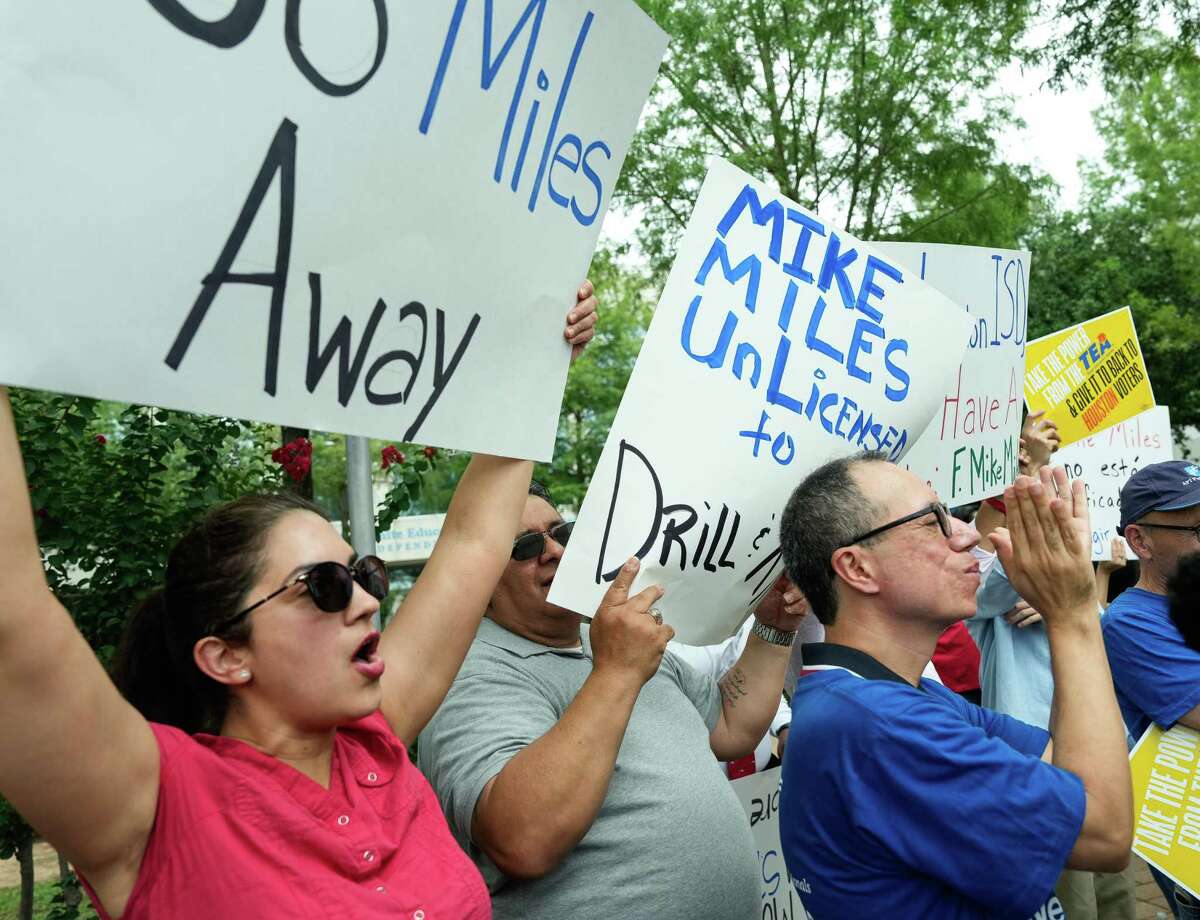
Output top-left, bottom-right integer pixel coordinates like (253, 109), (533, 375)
(0, 3), (666, 460)
(548, 158), (971, 642)
(732, 768), (813, 920)
(1053, 406), (1175, 560)
(1130, 723), (1200, 899)
(1024, 308), (1155, 449)
(871, 244), (1029, 505)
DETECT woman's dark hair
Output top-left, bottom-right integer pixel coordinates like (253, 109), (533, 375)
(1169, 551), (1200, 653)
(112, 492), (325, 734)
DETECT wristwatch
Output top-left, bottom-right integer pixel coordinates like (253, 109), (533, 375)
(751, 620), (796, 647)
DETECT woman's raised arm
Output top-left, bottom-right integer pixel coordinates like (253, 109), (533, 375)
(379, 281), (597, 744)
(0, 388), (159, 908)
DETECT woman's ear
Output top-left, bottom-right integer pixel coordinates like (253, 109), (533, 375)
(194, 637), (253, 686)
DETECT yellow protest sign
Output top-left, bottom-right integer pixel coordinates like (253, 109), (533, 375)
(1024, 307), (1154, 447)
(1129, 723), (1200, 898)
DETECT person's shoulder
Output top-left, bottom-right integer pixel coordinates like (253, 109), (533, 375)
(1105, 587), (1167, 618)
(1103, 589), (1170, 637)
(796, 672), (947, 734)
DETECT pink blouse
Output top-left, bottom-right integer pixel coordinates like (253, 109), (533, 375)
(80, 712), (490, 919)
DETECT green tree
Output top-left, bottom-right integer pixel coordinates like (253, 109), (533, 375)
(622, 0), (1043, 271)
(1042, 1), (1200, 86)
(1026, 60), (1200, 437)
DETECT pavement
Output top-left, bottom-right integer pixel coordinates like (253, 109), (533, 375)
(1132, 854), (1175, 919)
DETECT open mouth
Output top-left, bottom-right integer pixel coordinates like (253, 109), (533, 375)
(351, 632), (385, 679)
(353, 632), (381, 663)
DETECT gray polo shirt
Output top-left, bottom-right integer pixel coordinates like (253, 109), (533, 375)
(417, 617), (759, 920)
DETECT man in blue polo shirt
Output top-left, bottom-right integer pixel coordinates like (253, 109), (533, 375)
(778, 455), (1133, 919)
(1101, 460), (1200, 917)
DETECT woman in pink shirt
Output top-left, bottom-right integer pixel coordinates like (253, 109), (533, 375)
(0, 286), (597, 919)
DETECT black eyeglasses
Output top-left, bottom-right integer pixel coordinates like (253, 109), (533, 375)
(1134, 522), (1200, 541)
(841, 502), (952, 548)
(512, 521), (573, 561)
(222, 556), (390, 629)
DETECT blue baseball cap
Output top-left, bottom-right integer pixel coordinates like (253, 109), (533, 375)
(1118, 460), (1200, 534)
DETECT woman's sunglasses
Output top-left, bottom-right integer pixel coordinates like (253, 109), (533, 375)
(511, 521), (574, 561)
(222, 555), (390, 629)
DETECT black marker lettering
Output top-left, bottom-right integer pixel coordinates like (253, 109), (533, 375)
(402, 309), (480, 442)
(284, 0), (388, 97)
(717, 511), (740, 569)
(596, 440), (663, 584)
(164, 118), (297, 395)
(147, 0), (266, 49)
(305, 276), (389, 406)
(364, 301), (427, 406)
(653, 503), (694, 571)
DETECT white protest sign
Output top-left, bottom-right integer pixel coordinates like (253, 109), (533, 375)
(731, 768), (813, 920)
(871, 244), (1030, 505)
(1054, 406), (1175, 559)
(548, 158), (972, 643)
(0, 2), (666, 461)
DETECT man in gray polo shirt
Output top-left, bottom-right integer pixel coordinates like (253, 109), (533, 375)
(418, 481), (802, 919)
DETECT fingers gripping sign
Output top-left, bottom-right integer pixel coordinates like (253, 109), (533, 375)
(566, 279), (598, 361)
(992, 466), (1097, 624)
(590, 557), (673, 686)
(754, 576), (809, 632)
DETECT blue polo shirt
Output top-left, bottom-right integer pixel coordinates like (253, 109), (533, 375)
(780, 644), (1085, 919)
(1102, 587), (1200, 743)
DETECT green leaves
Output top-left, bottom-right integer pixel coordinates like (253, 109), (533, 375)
(12, 392), (280, 660)
(1026, 59), (1200, 441)
(623, 0), (1040, 270)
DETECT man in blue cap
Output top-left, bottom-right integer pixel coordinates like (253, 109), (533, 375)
(1102, 459), (1200, 918)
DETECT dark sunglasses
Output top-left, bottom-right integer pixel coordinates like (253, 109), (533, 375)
(842, 502), (952, 548)
(512, 521), (573, 561)
(223, 555), (390, 629)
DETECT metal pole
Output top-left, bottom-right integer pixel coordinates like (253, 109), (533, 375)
(345, 434), (377, 558)
(344, 434), (380, 628)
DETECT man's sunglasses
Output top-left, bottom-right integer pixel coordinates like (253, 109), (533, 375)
(841, 502), (952, 548)
(512, 521), (573, 561)
(222, 556), (390, 628)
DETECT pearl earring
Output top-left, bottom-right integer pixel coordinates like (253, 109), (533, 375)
(239, 669), (251, 681)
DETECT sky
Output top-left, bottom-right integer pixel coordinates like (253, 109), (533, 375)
(1000, 63), (1109, 211)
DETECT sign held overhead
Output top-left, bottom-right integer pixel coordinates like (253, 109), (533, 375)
(0, 1), (667, 460)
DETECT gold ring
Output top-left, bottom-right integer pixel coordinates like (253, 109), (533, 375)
(648, 607), (664, 625)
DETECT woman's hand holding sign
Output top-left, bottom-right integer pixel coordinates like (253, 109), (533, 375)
(566, 280), (598, 361)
